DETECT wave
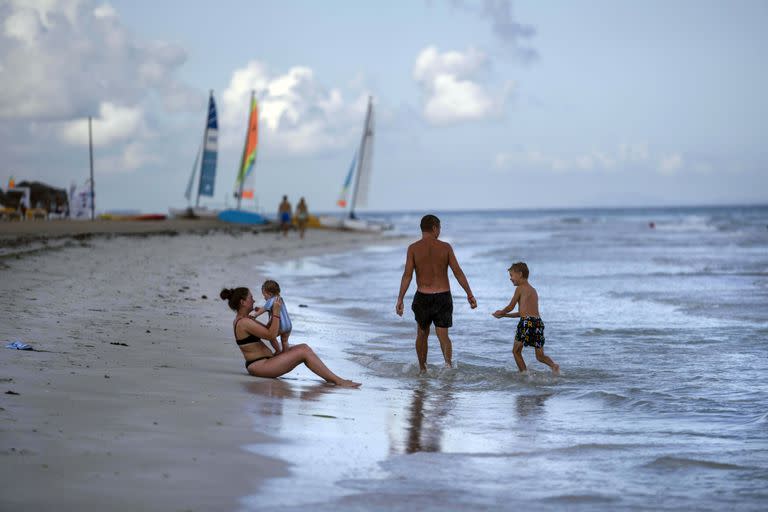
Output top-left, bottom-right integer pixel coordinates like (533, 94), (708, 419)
(643, 456), (750, 471)
(551, 442), (652, 454)
(347, 353), (562, 391)
(573, 390), (633, 405)
(542, 493), (620, 503)
(740, 411), (768, 426)
(585, 327), (667, 337)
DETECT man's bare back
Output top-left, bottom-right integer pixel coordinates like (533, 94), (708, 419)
(410, 238), (452, 293)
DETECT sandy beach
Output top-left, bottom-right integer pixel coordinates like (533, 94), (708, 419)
(0, 218), (272, 257)
(0, 225), (399, 511)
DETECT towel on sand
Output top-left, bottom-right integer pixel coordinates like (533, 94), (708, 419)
(5, 341), (33, 350)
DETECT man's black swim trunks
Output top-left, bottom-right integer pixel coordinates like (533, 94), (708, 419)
(515, 316), (545, 348)
(411, 291), (453, 330)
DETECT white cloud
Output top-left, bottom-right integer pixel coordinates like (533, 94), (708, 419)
(493, 143), (689, 174)
(413, 46), (510, 125)
(221, 60), (369, 156)
(0, 0), (195, 120)
(58, 102), (144, 146)
(658, 153), (683, 175)
(413, 46), (487, 83)
(3, 0), (82, 45)
(86, 141), (160, 175)
(93, 3), (116, 19)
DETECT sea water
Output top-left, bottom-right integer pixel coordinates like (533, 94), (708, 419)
(242, 206), (768, 511)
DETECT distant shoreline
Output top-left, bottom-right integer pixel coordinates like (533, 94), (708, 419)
(0, 218), (270, 245)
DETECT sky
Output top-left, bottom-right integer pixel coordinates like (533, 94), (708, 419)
(1, 0), (766, 214)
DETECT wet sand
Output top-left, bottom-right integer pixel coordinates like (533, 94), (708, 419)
(0, 227), (397, 511)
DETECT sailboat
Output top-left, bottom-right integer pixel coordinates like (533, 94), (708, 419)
(170, 91), (219, 219)
(322, 96), (391, 232)
(218, 90), (268, 225)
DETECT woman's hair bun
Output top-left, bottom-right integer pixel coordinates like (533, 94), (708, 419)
(220, 288), (232, 301)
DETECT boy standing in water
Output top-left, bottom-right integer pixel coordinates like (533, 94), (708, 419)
(493, 262), (560, 374)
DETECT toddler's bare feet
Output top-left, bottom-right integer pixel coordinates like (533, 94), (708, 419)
(552, 364), (560, 375)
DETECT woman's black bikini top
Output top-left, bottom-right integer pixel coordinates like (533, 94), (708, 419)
(234, 318), (262, 346)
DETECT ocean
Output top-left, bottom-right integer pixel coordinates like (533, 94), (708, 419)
(243, 206), (768, 511)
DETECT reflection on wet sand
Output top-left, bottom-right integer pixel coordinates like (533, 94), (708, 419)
(515, 393), (552, 419)
(402, 379), (454, 454)
(242, 379), (337, 418)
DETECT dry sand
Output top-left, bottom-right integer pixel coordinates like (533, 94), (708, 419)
(0, 226), (399, 511)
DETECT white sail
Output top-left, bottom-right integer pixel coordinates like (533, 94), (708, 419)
(354, 97), (374, 209)
(322, 95), (391, 231)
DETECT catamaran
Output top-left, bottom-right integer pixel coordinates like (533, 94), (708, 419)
(170, 91), (219, 218)
(321, 96), (391, 232)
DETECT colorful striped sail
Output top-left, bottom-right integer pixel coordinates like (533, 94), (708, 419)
(235, 92), (258, 205)
(337, 150), (357, 208)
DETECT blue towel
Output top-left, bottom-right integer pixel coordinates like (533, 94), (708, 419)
(5, 341), (33, 350)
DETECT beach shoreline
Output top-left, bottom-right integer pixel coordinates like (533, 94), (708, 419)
(0, 218), (271, 253)
(0, 227), (403, 511)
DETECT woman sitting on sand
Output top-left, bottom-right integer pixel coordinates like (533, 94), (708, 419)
(221, 287), (360, 387)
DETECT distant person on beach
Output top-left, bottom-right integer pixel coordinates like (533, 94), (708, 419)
(296, 197), (309, 239)
(221, 286), (360, 387)
(278, 195), (292, 237)
(493, 262), (560, 374)
(396, 214), (477, 372)
(251, 279), (292, 353)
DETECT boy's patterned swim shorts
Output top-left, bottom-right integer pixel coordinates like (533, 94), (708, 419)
(515, 317), (545, 348)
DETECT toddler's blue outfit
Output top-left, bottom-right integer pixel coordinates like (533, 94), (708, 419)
(264, 297), (292, 333)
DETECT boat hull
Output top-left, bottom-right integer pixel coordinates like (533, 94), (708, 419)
(318, 215), (392, 232)
(169, 207), (220, 219)
(218, 209), (269, 225)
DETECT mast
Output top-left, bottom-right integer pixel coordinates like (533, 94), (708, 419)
(195, 90), (214, 208)
(236, 90), (255, 210)
(184, 142), (202, 205)
(88, 116), (95, 221)
(349, 96), (372, 219)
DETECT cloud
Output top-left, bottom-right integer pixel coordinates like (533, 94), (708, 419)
(93, 3), (116, 18)
(221, 61), (369, 156)
(0, 0), (197, 120)
(658, 153), (683, 175)
(58, 102), (145, 146)
(494, 143), (693, 175)
(413, 46), (513, 125)
(96, 141), (159, 174)
(449, 0), (538, 62)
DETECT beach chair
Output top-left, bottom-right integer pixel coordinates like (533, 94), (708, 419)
(0, 206), (21, 221)
(26, 208), (48, 220)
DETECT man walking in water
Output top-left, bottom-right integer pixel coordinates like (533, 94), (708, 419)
(396, 214), (477, 372)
